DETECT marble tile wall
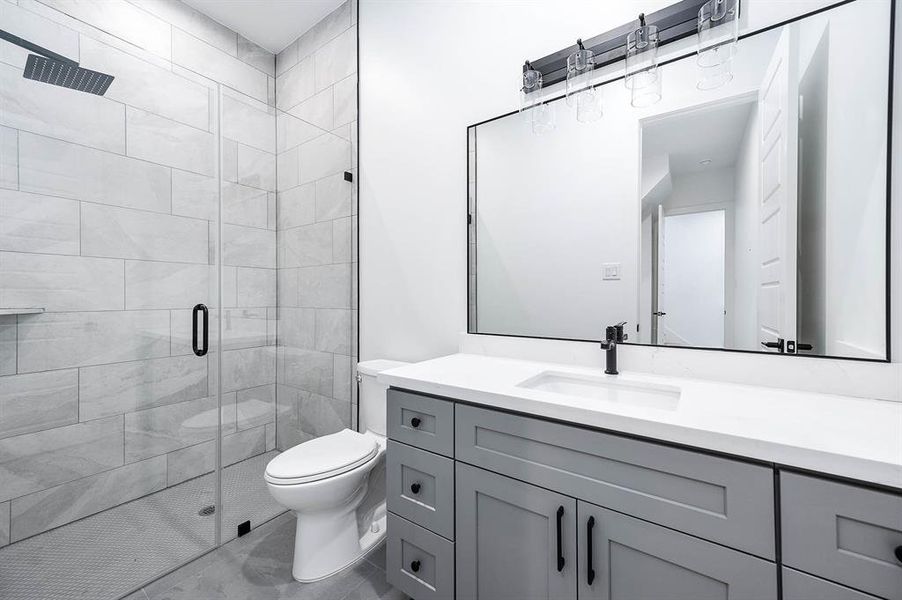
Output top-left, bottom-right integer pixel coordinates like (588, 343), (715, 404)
(0, 0), (277, 549)
(275, 0), (358, 450)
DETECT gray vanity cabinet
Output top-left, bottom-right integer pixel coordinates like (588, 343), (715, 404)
(577, 502), (777, 600)
(455, 462), (577, 600)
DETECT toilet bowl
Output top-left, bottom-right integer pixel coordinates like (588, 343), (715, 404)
(265, 359), (409, 583)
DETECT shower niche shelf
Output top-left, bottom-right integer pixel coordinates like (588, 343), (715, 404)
(0, 307), (45, 315)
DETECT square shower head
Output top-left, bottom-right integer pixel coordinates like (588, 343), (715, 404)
(23, 53), (115, 96)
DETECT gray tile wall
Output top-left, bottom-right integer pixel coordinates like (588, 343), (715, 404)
(275, 0), (358, 450)
(0, 0), (277, 549)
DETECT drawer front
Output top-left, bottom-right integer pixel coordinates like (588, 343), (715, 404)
(781, 472), (902, 600)
(455, 404), (775, 559)
(386, 512), (454, 600)
(783, 568), (878, 600)
(386, 440), (455, 540)
(387, 389), (454, 457)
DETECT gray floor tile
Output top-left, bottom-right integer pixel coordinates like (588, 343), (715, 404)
(342, 567), (407, 600)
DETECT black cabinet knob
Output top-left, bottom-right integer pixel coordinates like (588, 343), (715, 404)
(410, 482), (421, 494)
(410, 417), (421, 428)
(894, 545), (902, 564)
(410, 560), (421, 573)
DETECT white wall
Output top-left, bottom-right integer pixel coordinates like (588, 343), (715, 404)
(360, 0), (902, 398)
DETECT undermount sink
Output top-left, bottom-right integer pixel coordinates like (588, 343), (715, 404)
(516, 371), (681, 410)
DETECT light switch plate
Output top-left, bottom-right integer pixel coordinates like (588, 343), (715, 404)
(603, 263), (621, 280)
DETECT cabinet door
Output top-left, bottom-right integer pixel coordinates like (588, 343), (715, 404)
(456, 463), (577, 600)
(578, 501), (777, 600)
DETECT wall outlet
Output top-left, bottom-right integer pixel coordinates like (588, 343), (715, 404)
(603, 263), (621, 281)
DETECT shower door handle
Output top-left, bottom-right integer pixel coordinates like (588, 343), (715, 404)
(192, 304), (209, 357)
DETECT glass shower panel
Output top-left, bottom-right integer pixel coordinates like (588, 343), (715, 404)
(0, 16), (222, 599)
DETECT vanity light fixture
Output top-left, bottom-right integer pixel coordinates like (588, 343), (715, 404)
(696, 0), (739, 90)
(625, 14), (662, 107)
(520, 60), (556, 134)
(566, 39), (596, 106)
(576, 85), (604, 122)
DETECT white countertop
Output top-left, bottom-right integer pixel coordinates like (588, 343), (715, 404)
(379, 353), (902, 489)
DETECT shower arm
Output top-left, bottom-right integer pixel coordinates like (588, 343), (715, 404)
(0, 29), (78, 66)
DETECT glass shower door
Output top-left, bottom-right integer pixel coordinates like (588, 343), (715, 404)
(0, 16), (223, 598)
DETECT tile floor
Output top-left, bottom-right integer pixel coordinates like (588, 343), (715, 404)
(126, 511), (406, 600)
(0, 452), (284, 600)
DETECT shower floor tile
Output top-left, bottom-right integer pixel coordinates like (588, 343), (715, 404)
(0, 451), (283, 600)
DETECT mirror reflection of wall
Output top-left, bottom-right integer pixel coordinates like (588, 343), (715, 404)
(470, 0), (890, 360)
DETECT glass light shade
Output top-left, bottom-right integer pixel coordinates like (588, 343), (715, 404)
(531, 100), (556, 135)
(697, 0), (739, 90)
(575, 87), (603, 122)
(630, 69), (662, 107)
(625, 22), (659, 90)
(566, 45), (596, 106)
(519, 63), (543, 119)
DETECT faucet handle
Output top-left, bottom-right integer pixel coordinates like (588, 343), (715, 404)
(614, 321), (628, 342)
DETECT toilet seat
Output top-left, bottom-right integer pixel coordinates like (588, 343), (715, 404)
(265, 429), (379, 486)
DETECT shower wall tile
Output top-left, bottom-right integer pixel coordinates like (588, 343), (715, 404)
(0, 126), (17, 190)
(265, 422), (275, 451)
(0, 63), (126, 153)
(165, 421), (264, 486)
(124, 395), (225, 463)
(236, 267), (276, 307)
(222, 308), (268, 351)
(222, 224), (276, 268)
(0, 415), (123, 502)
(236, 144), (276, 191)
(171, 28), (268, 103)
(237, 36), (274, 76)
(222, 266), (239, 308)
(236, 384), (275, 430)
(81, 204), (208, 264)
(222, 138), (239, 183)
(171, 171), (218, 221)
(278, 268), (299, 308)
(0, 316), (15, 376)
(289, 88), (333, 131)
(279, 221), (332, 268)
(79, 35), (211, 131)
(277, 307), (315, 350)
(0, 1), (79, 70)
(314, 26), (356, 92)
(0, 369), (78, 440)
(314, 309), (351, 355)
(41, 0), (172, 60)
(276, 43), (297, 77)
(277, 146), (299, 190)
(0, 501), (8, 547)
(18, 133), (171, 213)
(125, 261), (210, 310)
(332, 217), (351, 262)
(16, 310), (170, 372)
(298, 133), (351, 184)
(276, 56), (314, 111)
(277, 112), (320, 153)
(297, 264), (351, 309)
(275, 385), (302, 450)
(333, 355), (351, 403)
(0, 190), (79, 255)
(126, 108), (215, 176)
(295, 1), (351, 63)
(279, 348), (332, 396)
(222, 346), (276, 393)
(79, 355), (208, 421)
(128, 0), (237, 58)
(298, 390), (348, 437)
(9, 455), (167, 541)
(278, 183), (316, 230)
(223, 183), (269, 229)
(0, 252), (124, 312)
(332, 74), (357, 128)
(223, 93), (276, 153)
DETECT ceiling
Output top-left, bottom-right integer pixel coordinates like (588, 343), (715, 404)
(182, 0), (345, 54)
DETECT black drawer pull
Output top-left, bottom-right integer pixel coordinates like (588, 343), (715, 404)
(894, 545), (902, 564)
(556, 505), (565, 572)
(410, 417), (421, 428)
(410, 482), (421, 495)
(410, 560), (421, 573)
(587, 516), (596, 585)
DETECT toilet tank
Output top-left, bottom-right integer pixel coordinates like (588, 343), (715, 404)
(357, 359), (410, 436)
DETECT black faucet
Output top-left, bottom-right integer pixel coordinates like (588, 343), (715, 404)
(600, 322), (628, 375)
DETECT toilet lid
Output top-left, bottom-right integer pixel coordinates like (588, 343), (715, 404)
(265, 429), (379, 485)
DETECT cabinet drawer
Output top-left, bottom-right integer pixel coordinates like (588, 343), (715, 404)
(781, 472), (902, 600)
(386, 512), (454, 600)
(386, 440), (455, 540)
(783, 568), (878, 600)
(455, 404), (775, 559)
(387, 389), (454, 457)
(578, 501), (776, 600)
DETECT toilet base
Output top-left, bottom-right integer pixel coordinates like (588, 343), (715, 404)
(291, 499), (387, 583)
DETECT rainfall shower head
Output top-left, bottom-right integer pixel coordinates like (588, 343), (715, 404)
(23, 54), (114, 96)
(0, 29), (115, 96)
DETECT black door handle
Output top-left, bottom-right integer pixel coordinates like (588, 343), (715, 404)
(410, 417), (421, 428)
(586, 516), (596, 585)
(410, 482), (421, 495)
(410, 560), (420, 573)
(556, 505), (565, 572)
(192, 304), (208, 357)
(761, 338), (785, 353)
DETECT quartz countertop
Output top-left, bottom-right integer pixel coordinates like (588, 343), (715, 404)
(378, 353), (902, 489)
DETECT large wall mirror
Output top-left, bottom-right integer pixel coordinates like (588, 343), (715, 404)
(467, 0), (892, 361)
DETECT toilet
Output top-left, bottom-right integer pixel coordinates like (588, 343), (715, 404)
(264, 359), (409, 582)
